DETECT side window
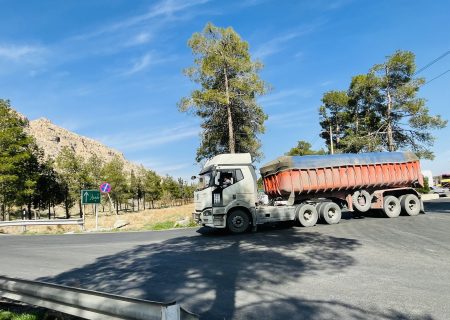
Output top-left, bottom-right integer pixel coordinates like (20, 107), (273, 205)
(219, 170), (234, 188)
(235, 169), (244, 182)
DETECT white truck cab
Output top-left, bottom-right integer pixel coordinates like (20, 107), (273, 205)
(193, 153), (258, 233)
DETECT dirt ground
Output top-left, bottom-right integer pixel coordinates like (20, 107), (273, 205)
(0, 203), (195, 235)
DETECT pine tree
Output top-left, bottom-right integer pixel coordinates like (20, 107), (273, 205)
(179, 22), (269, 162)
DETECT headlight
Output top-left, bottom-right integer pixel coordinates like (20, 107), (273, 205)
(203, 210), (212, 216)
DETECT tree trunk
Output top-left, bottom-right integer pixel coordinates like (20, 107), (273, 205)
(385, 67), (395, 151)
(27, 201), (32, 220)
(224, 67), (235, 153)
(48, 202), (51, 219)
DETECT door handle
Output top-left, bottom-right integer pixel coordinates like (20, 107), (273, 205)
(233, 194), (236, 199)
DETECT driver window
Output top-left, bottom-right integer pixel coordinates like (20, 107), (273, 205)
(219, 170), (234, 188)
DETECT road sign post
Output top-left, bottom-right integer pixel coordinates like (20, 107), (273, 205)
(81, 190), (101, 231)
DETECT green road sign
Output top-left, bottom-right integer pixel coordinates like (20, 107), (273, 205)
(81, 190), (101, 204)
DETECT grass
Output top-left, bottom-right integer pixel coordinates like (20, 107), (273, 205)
(0, 310), (40, 320)
(0, 204), (196, 235)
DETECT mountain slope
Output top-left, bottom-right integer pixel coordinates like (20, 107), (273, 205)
(27, 117), (141, 173)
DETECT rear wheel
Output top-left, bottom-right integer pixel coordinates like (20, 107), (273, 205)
(296, 204), (318, 227)
(227, 210), (250, 234)
(352, 190), (372, 212)
(383, 195), (401, 218)
(319, 202), (342, 224)
(400, 194), (421, 216)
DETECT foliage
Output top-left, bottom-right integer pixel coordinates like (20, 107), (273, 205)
(286, 140), (326, 156)
(0, 100), (40, 219)
(319, 50), (447, 158)
(416, 176), (431, 194)
(179, 22), (269, 162)
(0, 309), (40, 320)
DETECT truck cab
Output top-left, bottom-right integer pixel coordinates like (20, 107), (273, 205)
(193, 153), (258, 233)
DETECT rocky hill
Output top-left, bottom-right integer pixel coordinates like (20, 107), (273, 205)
(26, 117), (142, 173)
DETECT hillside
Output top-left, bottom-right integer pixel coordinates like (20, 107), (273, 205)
(26, 117), (142, 173)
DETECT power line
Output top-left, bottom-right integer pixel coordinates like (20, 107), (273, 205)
(414, 50), (450, 75)
(423, 69), (450, 86)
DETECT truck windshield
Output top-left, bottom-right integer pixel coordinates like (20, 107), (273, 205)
(197, 172), (213, 191)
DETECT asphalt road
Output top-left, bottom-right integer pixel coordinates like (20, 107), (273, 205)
(1, 199), (450, 320)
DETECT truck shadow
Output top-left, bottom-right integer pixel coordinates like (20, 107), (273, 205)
(38, 227), (432, 319)
(424, 199), (450, 213)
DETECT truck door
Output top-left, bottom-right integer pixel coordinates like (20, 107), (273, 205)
(212, 170), (243, 214)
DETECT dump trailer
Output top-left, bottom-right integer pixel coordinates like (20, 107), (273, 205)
(193, 152), (424, 233)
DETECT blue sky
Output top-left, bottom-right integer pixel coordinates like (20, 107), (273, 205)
(0, 0), (449, 179)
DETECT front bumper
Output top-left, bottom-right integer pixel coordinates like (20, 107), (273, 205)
(192, 211), (226, 228)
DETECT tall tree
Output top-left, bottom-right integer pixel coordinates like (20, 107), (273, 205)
(101, 156), (127, 214)
(179, 22), (269, 162)
(319, 50), (447, 158)
(0, 100), (36, 220)
(319, 91), (350, 153)
(371, 50), (446, 157)
(56, 147), (85, 218)
(143, 170), (162, 209)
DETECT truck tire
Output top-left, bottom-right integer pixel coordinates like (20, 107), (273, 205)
(400, 194), (421, 216)
(319, 202), (342, 224)
(352, 190), (372, 212)
(382, 195), (401, 218)
(227, 210), (250, 234)
(296, 204), (318, 227)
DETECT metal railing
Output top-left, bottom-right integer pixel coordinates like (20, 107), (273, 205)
(0, 275), (198, 320)
(0, 219), (84, 232)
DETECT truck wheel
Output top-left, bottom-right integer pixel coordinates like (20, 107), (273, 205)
(227, 210), (250, 234)
(383, 195), (401, 218)
(320, 202), (342, 224)
(352, 190), (372, 212)
(400, 194), (421, 216)
(296, 204), (318, 227)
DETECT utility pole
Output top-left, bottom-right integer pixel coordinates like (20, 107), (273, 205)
(329, 125), (334, 155)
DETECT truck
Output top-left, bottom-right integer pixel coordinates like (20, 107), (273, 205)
(192, 152), (424, 233)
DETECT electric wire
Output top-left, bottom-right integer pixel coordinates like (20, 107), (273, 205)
(414, 50), (450, 75)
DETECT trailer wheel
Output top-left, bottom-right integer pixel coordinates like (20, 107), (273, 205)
(296, 204), (318, 227)
(400, 194), (421, 216)
(383, 195), (401, 218)
(227, 210), (250, 234)
(352, 190), (372, 212)
(320, 202), (342, 224)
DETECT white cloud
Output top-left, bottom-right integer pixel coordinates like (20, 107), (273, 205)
(74, 0), (210, 41)
(97, 124), (200, 151)
(120, 52), (175, 76)
(267, 108), (317, 128)
(126, 32), (152, 46)
(0, 44), (46, 64)
(253, 24), (320, 59)
(259, 88), (314, 107)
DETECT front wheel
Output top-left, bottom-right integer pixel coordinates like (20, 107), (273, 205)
(227, 210), (250, 234)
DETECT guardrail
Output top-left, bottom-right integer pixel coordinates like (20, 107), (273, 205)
(0, 219), (84, 232)
(0, 275), (198, 320)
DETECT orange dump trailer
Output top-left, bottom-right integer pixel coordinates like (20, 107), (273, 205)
(260, 152), (423, 199)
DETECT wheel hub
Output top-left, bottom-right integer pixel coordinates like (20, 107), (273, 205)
(232, 216), (243, 227)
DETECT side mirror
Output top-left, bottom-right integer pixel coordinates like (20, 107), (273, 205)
(191, 175), (197, 180)
(214, 172), (221, 186)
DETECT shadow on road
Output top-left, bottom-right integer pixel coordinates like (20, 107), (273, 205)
(424, 198), (450, 213)
(39, 226), (434, 319)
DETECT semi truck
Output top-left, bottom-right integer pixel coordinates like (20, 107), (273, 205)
(192, 152), (424, 233)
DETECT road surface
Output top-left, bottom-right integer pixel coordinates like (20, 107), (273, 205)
(1, 199), (450, 319)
